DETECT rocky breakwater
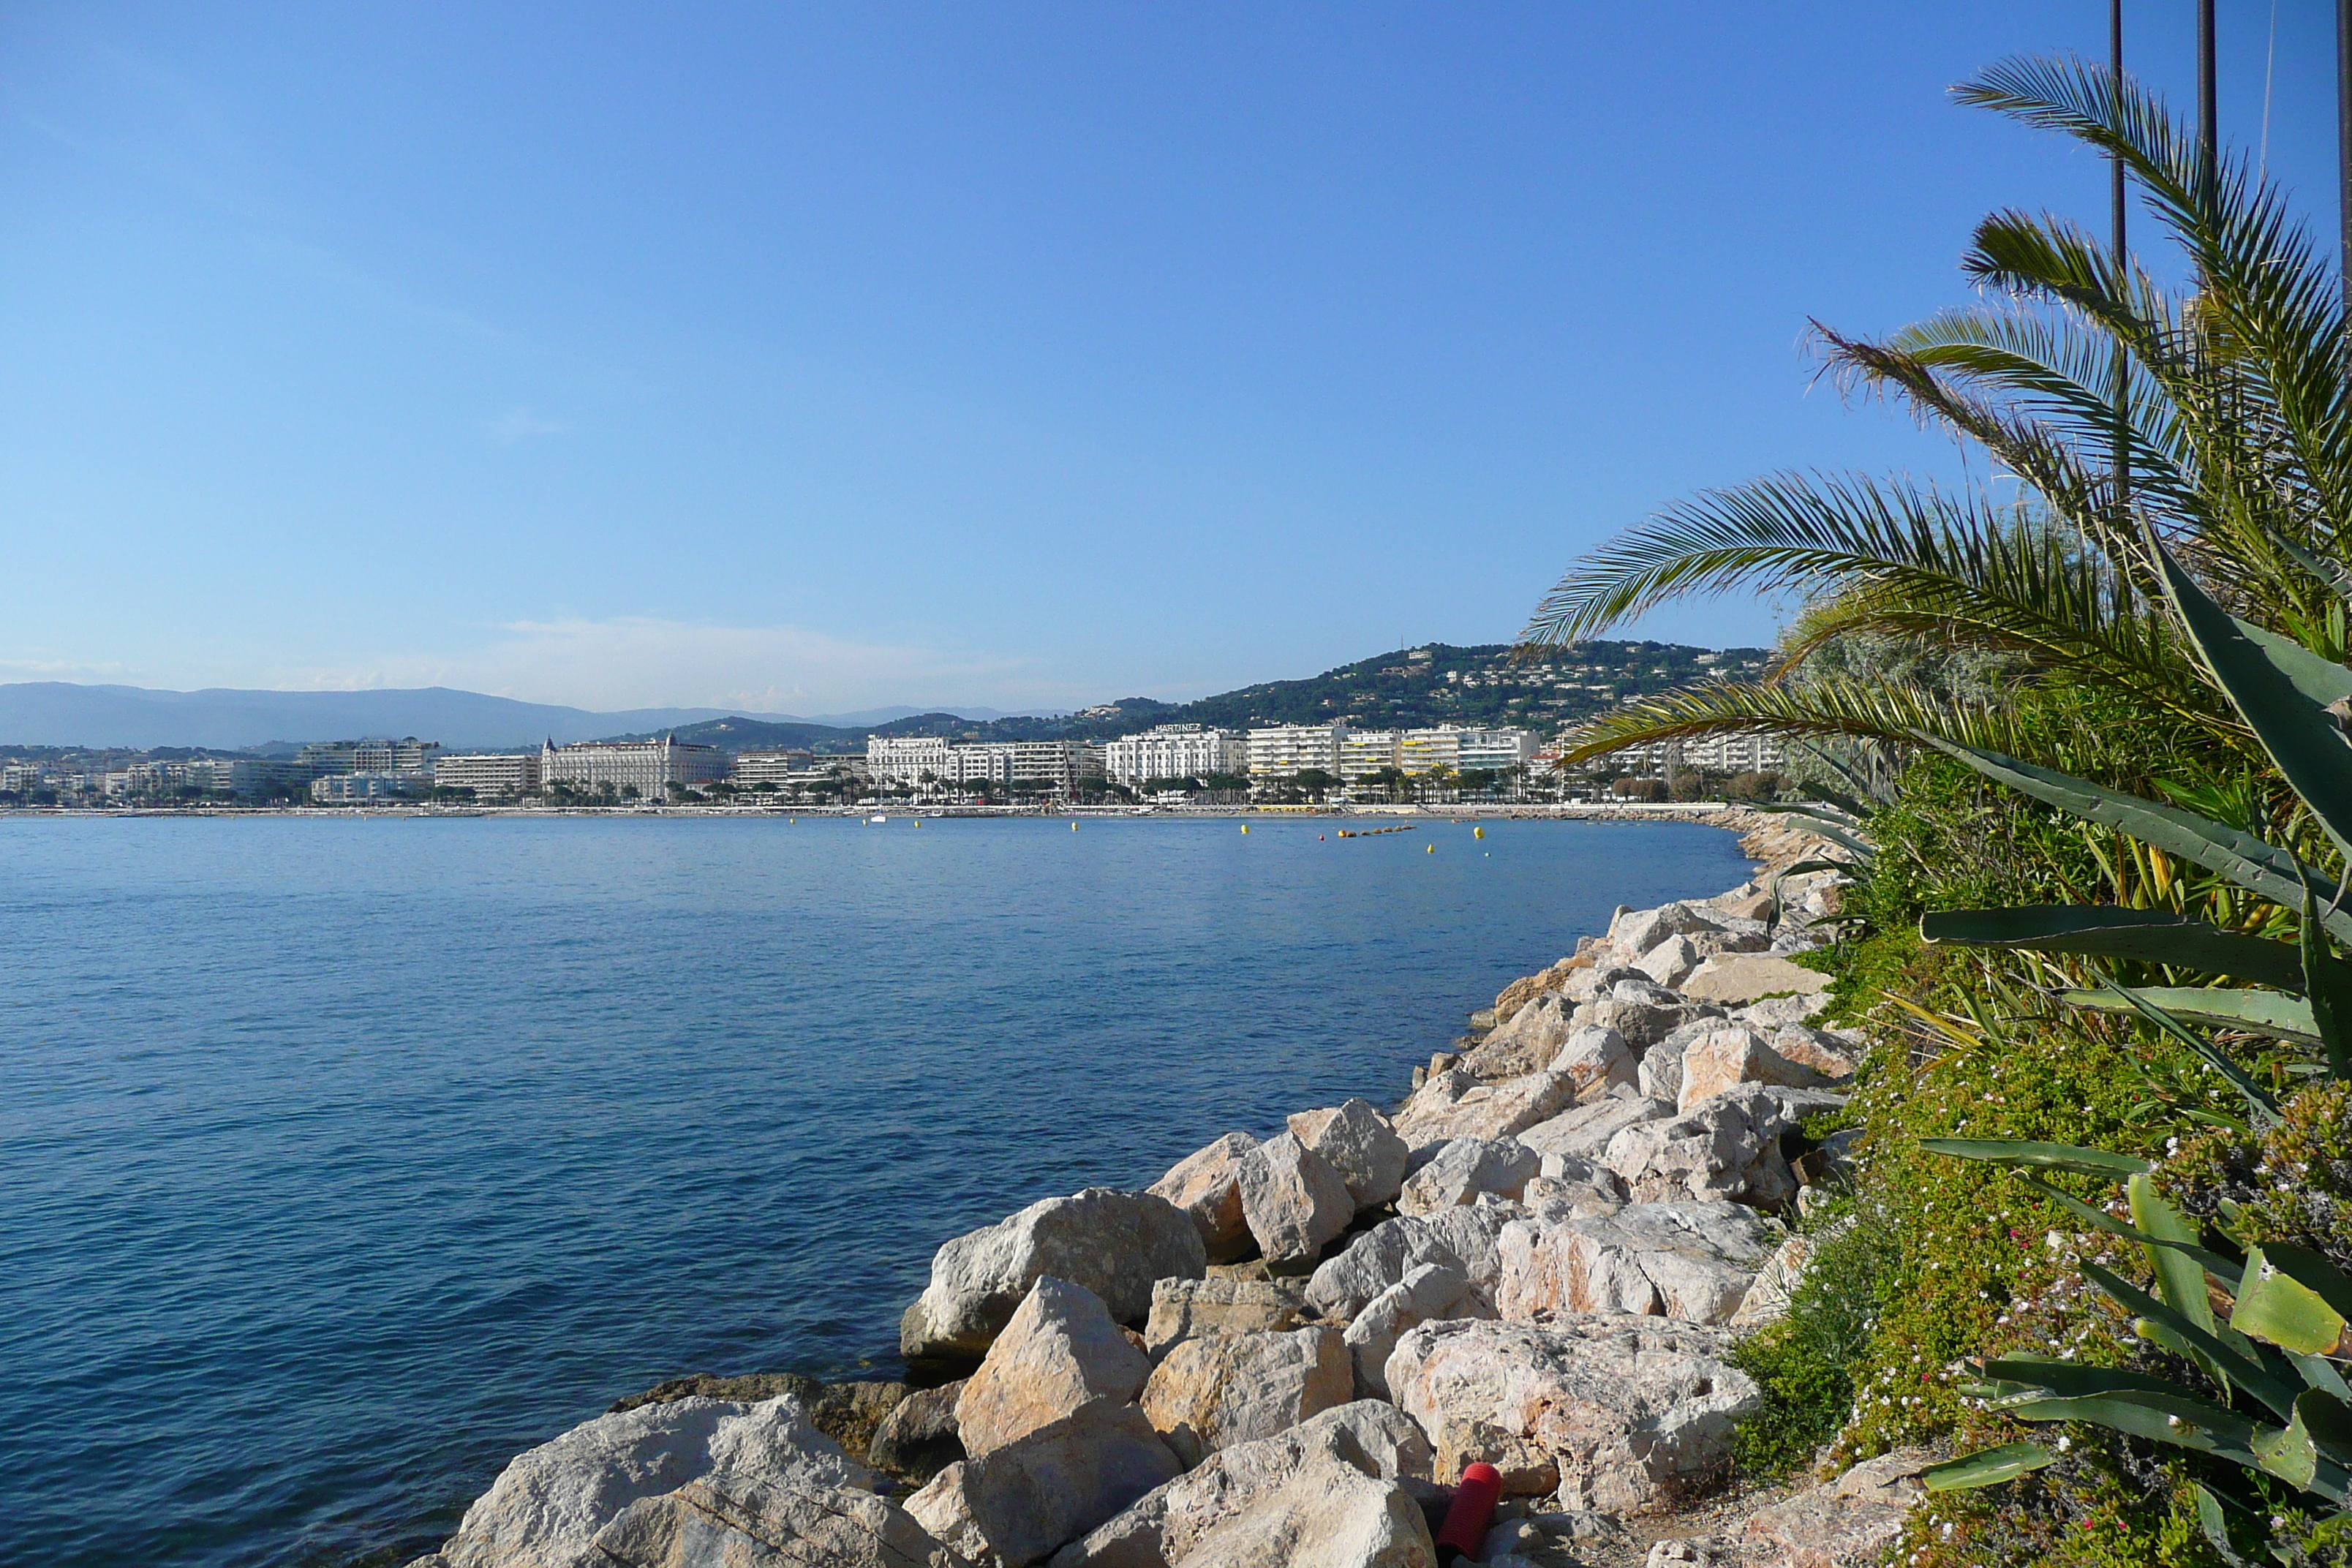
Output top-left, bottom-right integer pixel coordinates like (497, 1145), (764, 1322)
(404, 832), (1912, 1568)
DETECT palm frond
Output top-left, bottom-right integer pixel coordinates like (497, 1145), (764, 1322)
(1555, 677), (2055, 769)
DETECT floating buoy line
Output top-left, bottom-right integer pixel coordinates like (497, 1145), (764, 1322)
(1334, 824), (1418, 838)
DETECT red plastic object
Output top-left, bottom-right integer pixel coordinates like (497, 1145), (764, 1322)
(1435, 1463), (1500, 1558)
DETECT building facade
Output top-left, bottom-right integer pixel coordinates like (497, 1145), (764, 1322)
(295, 738), (441, 776)
(1610, 731), (1786, 778)
(1246, 723), (1345, 781)
(541, 736), (726, 795)
(1337, 731), (1401, 783)
(436, 752), (543, 798)
(731, 750), (817, 785)
(1100, 725), (1245, 786)
(865, 736), (950, 785)
(311, 772), (431, 802)
(1453, 728), (1539, 774)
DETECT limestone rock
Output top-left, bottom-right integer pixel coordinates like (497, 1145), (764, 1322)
(1420, 1199), (1528, 1307)
(1139, 1324), (1354, 1467)
(1521, 1153), (1628, 1218)
(904, 1404), (1183, 1568)
(1287, 1100), (1410, 1208)
(1143, 1276), (1306, 1359)
(435, 1395), (873, 1568)
(1396, 1137), (1539, 1216)
(1174, 1458), (1437, 1568)
(1383, 1316), (1760, 1515)
(1049, 1401), (1433, 1568)
(1603, 1086), (1814, 1210)
(1610, 903), (1722, 960)
(1677, 1026), (1833, 1112)
(1493, 956), (1585, 1027)
(1765, 1024), (1861, 1080)
(1495, 1201), (1777, 1325)
(1680, 954), (1831, 1007)
(1517, 1094), (1674, 1164)
(1738, 1448), (1933, 1567)
(1567, 997), (1686, 1054)
(1729, 993), (1831, 1030)
(1303, 1218), (1469, 1322)
(956, 1278), (1153, 1459)
(1548, 1025), (1636, 1102)
(1564, 964), (1647, 1004)
(901, 1189), (1207, 1360)
(588, 1474), (973, 1567)
(1235, 1134), (1356, 1264)
(1635, 935), (1704, 990)
(1392, 1070), (1577, 1152)
(1731, 1218), (1852, 1330)
(1463, 992), (1576, 1081)
(871, 1381), (967, 1480)
(1343, 1262), (1493, 1400)
(1150, 1134), (1262, 1264)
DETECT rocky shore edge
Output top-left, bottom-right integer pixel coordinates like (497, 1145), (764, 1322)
(403, 815), (1924, 1568)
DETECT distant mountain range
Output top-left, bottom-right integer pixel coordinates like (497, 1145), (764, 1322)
(0, 641), (1770, 753)
(0, 683), (1028, 750)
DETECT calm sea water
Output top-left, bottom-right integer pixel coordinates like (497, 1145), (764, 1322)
(1, 813), (1749, 1567)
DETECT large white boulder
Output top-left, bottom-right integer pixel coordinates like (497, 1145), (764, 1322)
(1603, 1085), (1844, 1210)
(1396, 1137), (1540, 1216)
(1676, 1026), (1833, 1112)
(1463, 994), (1576, 1081)
(1609, 903), (1722, 960)
(1517, 1093), (1675, 1164)
(434, 1395), (872, 1568)
(905, 1404), (1183, 1568)
(956, 1278), (1153, 1459)
(1494, 1201), (1778, 1325)
(1343, 1262), (1493, 1400)
(587, 1474), (973, 1567)
(1150, 1134), (1261, 1264)
(1384, 1316), (1760, 1514)
(1050, 1401), (1432, 1568)
(1235, 1133), (1356, 1264)
(1680, 954), (1831, 1007)
(1142, 1277), (1306, 1360)
(902, 1189), (1207, 1360)
(1549, 1025), (1637, 1101)
(1392, 1069), (1578, 1152)
(1288, 1099), (1411, 1208)
(1300, 1199), (1528, 1320)
(1139, 1324), (1354, 1467)
(1174, 1458), (1437, 1568)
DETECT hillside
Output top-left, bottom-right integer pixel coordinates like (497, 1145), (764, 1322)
(641, 641), (1773, 753)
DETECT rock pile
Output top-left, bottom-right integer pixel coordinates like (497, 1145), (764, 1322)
(407, 848), (1894, 1568)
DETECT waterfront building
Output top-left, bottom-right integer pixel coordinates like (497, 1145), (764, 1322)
(541, 735), (726, 795)
(731, 749), (818, 785)
(311, 772), (430, 803)
(1610, 731), (1785, 778)
(1246, 723), (1345, 781)
(943, 743), (1014, 786)
(295, 738), (441, 776)
(1006, 740), (1100, 794)
(1337, 731), (1401, 783)
(865, 736), (950, 785)
(1101, 725), (1245, 786)
(1453, 728), (1539, 774)
(436, 752), (543, 798)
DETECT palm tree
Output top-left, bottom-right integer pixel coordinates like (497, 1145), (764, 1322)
(1521, 56), (2351, 788)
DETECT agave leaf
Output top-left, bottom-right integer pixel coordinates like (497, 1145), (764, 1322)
(2302, 876), (2352, 1079)
(1978, 1356), (2217, 1401)
(2008, 1388), (2263, 1463)
(1918, 1137), (2154, 1177)
(2152, 542), (2352, 870)
(1920, 1441), (2057, 1492)
(2260, 1243), (2352, 1327)
(2193, 1483), (2254, 1567)
(2057, 984), (2318, 1045)
(2238, 1246), (2352, 1357)
(1756, 810), (1874, 862)
(2013, 1173), (2243, 1281)
(1918, 737), (2352, 943)
(2084, 1261), (2303, 1420)
(2135, 1173), (2229, 1387)
(2296, 1353), (2352, 1401)
(2254, 1395), (2322, 1488)
(2065, 976), (2283, 1123)
(1922, 905), (2314, 990)
(2236, 619), (2352, 707)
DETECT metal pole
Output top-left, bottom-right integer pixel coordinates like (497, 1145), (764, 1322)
(2339, 0), (2352, 328)
(2199, 0), (2218, 211)
(2113, 0), (2130, 513)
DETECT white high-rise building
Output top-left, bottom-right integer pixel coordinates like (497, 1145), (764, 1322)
(1337, 731), (1401, 783)
(1453, 729), (1539, 774)
(437, 753), (543, 797)
(542, 736), (726, 794)
(1101, 725), (1245, 786)
(1247, 724), (1345, 781)
(731, 750), (817, 784)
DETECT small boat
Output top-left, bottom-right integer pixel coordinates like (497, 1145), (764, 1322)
(868, 814), (888, 824)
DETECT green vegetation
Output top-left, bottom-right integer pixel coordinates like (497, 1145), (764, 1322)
(1524, 49), (2352, 1568)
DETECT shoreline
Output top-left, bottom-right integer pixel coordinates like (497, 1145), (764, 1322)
(399, 807), (1863, 1568)
(2, 801), (1788, 827)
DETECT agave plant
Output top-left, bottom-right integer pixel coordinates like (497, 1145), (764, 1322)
(1519, 54), (2352, 785)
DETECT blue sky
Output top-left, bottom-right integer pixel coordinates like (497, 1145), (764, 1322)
(1, 3), (2342, 715)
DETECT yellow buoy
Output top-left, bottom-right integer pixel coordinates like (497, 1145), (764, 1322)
(1426, 843), (1435, 853)
(1473, 825), (1485, 839)
(1071, 822), (1079, 832)
(1240, 824), (1249, 834)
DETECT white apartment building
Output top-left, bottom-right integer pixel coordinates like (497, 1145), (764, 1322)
(541, 736), (727, 794)
(295, 738), (442, 776)
(436, 752), (543, 798)
(1100, 725), (1245, 786)
(731, 750), (818, 785)
(1612, 732), (1786, 777)
(1247, 723), (1344, 780)
(1337, 731), (1401, 783)
(312, 772), (431, 802)
(944, 743), (1014, 786)
(1007, 741), (1101, 794)
(865, 736), (950, 785)
(1454, 728), (1539, 774)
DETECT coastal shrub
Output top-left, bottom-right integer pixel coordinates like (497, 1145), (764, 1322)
(1727, 1188), (1895, 1477)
